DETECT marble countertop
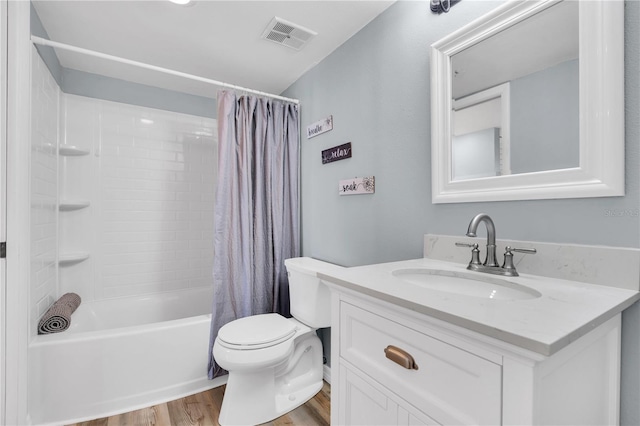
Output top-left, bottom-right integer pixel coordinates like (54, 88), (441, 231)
(319, 258), (640, 356)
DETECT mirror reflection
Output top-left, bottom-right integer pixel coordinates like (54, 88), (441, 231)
(450, 1), (579, 181)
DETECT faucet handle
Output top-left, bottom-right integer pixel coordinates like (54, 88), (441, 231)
(502, 246), (537, 274)
(510, 247), (537, 255)
(455, 242), (477, 247)
(455, 242), (481, 265)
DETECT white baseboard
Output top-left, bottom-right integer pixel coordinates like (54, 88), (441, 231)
(323, 365), (331, 384)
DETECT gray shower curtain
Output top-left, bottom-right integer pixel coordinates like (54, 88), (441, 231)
(207, 91), (300, 379)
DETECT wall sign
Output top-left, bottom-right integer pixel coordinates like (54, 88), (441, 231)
(339, 176), (375, 196)
(307, 115), (333, 139)
(322, 142), (352, 164)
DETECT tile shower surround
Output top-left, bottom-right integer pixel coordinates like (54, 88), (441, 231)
(31, 49), (218, 324)
(61, 94), (217, 300)
(30, 47), (60, 335)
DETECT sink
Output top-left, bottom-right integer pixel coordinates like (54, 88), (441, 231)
(391, 268), (541, 301)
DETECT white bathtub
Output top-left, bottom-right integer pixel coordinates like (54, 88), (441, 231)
(28, 287), (226, 425)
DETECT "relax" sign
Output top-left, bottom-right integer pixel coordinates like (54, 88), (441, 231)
(322, 142), (352, 164)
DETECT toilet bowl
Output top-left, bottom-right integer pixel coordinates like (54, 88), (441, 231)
(213, 257), (339, 426)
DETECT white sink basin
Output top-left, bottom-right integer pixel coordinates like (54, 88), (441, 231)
(391, 268), (542, 301)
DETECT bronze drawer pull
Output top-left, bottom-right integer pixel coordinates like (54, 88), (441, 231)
(384, 345), (419, 370)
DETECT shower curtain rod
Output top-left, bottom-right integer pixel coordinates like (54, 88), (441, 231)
(31, 36), (300, 105)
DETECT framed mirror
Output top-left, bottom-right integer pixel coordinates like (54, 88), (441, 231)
(430, 0), (624, 203)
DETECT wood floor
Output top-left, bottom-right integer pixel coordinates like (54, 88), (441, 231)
(67, 381), (330, 426)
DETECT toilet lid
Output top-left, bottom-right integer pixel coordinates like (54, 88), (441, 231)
(217, 313), (297, 349)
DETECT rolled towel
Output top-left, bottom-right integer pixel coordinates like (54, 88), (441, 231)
(38, 293), (82, 335)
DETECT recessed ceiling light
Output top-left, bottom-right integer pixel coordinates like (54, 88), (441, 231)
(169, 0), (192, 5)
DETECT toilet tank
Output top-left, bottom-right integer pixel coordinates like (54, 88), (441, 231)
(284, 257), (341, 328)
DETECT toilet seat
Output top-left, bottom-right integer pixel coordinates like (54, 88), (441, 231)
(217, 313), (298, 350)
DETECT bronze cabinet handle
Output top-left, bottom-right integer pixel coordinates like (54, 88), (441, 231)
(384, 345), (419, 370)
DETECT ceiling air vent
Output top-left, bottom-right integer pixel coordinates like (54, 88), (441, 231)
(261, 17), (317, 51)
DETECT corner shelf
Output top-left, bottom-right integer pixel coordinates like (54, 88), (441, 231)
(59, 145), (90, 156)
(59, 252), (90, 266)
(59, 200), (90, 211)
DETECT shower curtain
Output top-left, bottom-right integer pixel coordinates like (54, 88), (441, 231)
(208, 91), (300, 379)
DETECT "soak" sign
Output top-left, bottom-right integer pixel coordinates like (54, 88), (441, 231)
(338, 176), (375, 196)
(322, 142), (352, 164)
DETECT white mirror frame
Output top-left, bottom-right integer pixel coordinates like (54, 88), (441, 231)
(431, 0), (624, 203)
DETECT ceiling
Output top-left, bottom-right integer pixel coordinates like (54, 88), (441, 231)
(32, 1), (396, 99)
(451, 0), (578, 99)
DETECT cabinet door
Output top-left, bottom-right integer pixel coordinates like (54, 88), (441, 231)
(339, 365), (399, 426)
(398, 405), (441, 426)
(339, 365), (440, 426)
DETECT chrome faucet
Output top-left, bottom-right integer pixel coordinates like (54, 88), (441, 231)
(465, 213), (499, 267)
(456, 213), (536, 277)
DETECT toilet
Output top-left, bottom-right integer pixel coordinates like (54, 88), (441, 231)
(213, 257), (338, 425)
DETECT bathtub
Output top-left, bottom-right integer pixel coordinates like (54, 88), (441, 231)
(28, 287), (226, 425)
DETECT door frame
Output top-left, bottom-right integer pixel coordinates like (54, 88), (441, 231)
(0, 0), (7, 422)
(5, 1), (31, 424)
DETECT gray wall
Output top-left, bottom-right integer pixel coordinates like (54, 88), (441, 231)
(511, 59), (579, 173)
(61, 68), (216, 119)
(283, 1), (640, 423)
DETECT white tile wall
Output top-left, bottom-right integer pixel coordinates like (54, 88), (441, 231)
(60, 95), (217, 300)
(31, 46), (217, 310)
(58, 95), (97, 300)
(30, 48), (59, 334)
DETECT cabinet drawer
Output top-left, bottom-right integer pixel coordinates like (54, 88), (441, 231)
(340, 301), (502, 425)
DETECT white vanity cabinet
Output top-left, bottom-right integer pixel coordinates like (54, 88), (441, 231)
(330, 289), (622, 426)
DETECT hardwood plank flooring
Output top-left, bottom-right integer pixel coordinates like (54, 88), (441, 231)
(68, 381), (330, 426)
